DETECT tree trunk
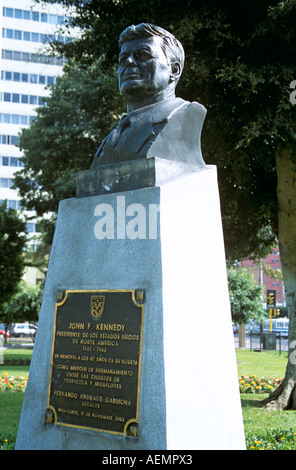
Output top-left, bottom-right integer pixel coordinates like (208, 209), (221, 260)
(238, 324), (246, 348)
(261, 147), (296, 410)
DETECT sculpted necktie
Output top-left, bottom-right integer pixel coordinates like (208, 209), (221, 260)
(111, 114), (130, 149)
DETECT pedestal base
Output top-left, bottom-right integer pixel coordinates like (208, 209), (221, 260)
(16, 165), (245, 450)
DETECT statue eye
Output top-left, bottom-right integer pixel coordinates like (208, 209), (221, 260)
(135, 50), (152, 61)
(119, 54), (127, 65)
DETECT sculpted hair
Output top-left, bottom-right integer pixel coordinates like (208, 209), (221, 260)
(119, 23), (185, 73)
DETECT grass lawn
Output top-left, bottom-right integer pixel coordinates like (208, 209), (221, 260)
(236, 349), (296, 450)
(236, 349), (288, 377)
(0, 348), (32, 449)
(1, 347), (296, 450)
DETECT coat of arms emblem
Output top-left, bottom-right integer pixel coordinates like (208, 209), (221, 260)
(90, 295), (105, 319)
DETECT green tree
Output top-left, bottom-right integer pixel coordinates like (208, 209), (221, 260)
(1, 282), (43, 343)
(0, 201), (27, 311)
(228, 268), (265, 325)
(14, 59), (124, 238)
(24, 0), (296, 408)
(31, 0), (290, 260)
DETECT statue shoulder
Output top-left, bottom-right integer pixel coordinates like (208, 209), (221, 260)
(147, 99), (207, 166)
(167, 100), (207, 121)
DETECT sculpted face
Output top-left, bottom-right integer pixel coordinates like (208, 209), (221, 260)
(118, 36), (177, 105)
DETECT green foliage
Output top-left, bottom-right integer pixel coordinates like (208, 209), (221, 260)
(14, 59), (124, 219)
(0, 202), (27, 309)
(0, 282), (43, 327)
(246, 428), (296, 450)
(228, 268), (264, 324)
(24, 0), (296, 261)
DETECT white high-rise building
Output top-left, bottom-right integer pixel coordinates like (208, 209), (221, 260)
(0, 0), (71, 284)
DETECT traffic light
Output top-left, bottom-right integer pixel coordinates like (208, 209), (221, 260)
(267, 289), (276, 307)
(271, 308), (280, 318)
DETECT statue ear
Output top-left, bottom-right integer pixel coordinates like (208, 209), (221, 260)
(170, 61), (181, 82)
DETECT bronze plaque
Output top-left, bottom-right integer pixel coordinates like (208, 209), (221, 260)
(47, 290), (144, 436)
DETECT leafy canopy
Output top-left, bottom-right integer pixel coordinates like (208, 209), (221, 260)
(20, 0), (296, 261)
(0, 202), (27, 308)
(1, 281), (43, 327)
(228, 268), (265, 324)
(15, 59), (124, 218)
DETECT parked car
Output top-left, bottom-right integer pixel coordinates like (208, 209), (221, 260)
(0, 329), (10, 338)
(232, 324), (239, 334)
(11, 323), (37, 338)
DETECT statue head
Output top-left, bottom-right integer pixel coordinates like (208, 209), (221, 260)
(118, 23), (185, 111)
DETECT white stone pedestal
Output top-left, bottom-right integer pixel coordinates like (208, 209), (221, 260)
(15, 165), (245, 450)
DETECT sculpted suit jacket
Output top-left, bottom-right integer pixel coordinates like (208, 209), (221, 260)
(91, 97), (206, 168)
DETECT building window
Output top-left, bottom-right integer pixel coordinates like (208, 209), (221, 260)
(3, 7), (65, 25)
(32, 12), (40, 22)
(14, 9), (22, 19)
(1, 92), (46, 106)
(4, 8), (13, 18)
(0, 199), (24, 210)
(1, 70), (56, 86)
(0, 135), (19, 146)
(5, 29), (13, 39)
(0, 156), (24, 167)
(2, 50), (12, 60)
(12, 94), (20, 103)
(0, 178), (13, 187)
(0, 113), (33, 125)
(2, 28), (71, 44)
(13, 72), (20, 81)
(29, 96), (37, 105)
(23, 31), (30, 41)
(14, 30), (22, 40)
(2, 49), (66, 66)
(26, 222), (40, 233)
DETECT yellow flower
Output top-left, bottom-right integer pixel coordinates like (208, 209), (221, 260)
(3, 372), (8, 377)
(254, 441), (262, 444)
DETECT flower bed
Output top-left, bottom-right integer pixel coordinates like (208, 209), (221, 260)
(246, 429), (296, 450)
(0, 372), (28, 392)
(239, 375), (283, 394)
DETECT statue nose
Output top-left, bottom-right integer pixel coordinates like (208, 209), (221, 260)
(126, 55), (136, 65)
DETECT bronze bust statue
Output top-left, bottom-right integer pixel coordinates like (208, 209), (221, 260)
(91, 23), (206, 169)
